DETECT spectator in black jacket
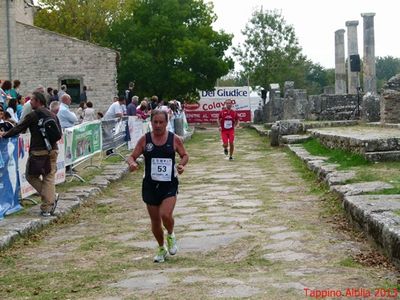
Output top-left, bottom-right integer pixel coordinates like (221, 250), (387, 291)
(0, 92), (60, 217)
(125, 82), (135, 106)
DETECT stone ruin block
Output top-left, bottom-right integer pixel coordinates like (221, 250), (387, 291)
(283, 89), (308, 120)
(277, 119), (304, 135)
(362, 93), (380, 122)
(381, 74), (400, 124)
(284, 81), (295, 98)
(270, 83), (280, 99)
(270, 96), (283, 122)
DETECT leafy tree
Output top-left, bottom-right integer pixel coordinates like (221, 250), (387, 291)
(218, 71), (249, 87)
(107, 0), (233, 99)
(233, 9), (306, 90)
(34, 0), (130, 44)
(376, 56), (400, 90)
(233, 8), (333, 95)
(303, 61), (334, 94)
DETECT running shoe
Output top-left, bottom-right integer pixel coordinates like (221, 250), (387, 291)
(50, 193), (59, 215)
(154, 246), (168, 263)
(229, 156), (234, 161)
(224, 148), (228, 156)
(167, 234), (178, 255)
(40, 211), (52, 217)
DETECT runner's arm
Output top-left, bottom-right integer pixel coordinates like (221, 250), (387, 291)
(217, 112), (222, 131)
(127, 135), (145, 172)
(175, 135), (189, 174)
(234, 112), (239, 128)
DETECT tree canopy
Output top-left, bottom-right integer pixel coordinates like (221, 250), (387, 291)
(376, 56), (400, 91)
(35, 0), (130, 44)
(107, 0), (233, 99)
(35, 0), (233, 99)
(234, 8), (333, 94)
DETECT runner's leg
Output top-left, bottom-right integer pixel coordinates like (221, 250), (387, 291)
(221, 131), (228, 154)
(229, 131), (235, 157)
(160, 196), (176, 235)
(146, 204), (164, 246)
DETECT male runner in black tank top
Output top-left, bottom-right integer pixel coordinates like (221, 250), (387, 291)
(127, 109), (189, 263)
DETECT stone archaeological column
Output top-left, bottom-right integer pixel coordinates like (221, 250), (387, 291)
(335, 29), (346, 94)
(362, 13), (376, 94)
(346, 20), (360, 94)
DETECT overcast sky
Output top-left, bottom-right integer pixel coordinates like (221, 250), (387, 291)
(208, 0), (398, 70)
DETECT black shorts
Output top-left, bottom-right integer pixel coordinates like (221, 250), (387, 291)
(142, 179), (179, 206)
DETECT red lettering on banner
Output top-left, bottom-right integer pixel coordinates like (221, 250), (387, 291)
(185, 110), (251, 123)
(202, 102), (225, 111)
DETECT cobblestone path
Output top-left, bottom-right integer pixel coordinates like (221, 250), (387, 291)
(1, 128), (399, 299)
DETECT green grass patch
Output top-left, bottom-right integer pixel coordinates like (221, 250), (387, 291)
(0, 267), (119, 299)
(337, 257), (362, 268)
(393, 209), (400, 217)
(0, 255), (16, 268)
(95, 203), (113, 214)
(346, 161), (400, 187)
(103, 154), (126, 164)
(302, 139), (370, 169)
(285, 147), (327, 195)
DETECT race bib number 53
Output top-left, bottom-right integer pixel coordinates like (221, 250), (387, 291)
(224, 120), (233, 129)
(151, 158), (172, 181)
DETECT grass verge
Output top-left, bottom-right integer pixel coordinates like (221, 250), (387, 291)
(301, 139), (370, 169)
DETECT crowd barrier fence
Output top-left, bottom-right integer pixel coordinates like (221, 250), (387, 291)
(0, 137), (23, 219)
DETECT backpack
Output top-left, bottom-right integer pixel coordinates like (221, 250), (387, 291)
(36, 110), (62, 151)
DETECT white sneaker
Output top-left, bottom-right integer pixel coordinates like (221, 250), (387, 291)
(167, 234), (178, 255)
(154, 246), (168, 263)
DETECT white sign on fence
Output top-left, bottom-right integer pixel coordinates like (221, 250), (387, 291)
(19, 133), (66, 199)
(127, 117), (145, 150)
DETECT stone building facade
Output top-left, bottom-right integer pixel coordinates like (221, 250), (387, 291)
(0, 0), (118, 113)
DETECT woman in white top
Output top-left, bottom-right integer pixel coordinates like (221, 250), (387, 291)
(82, 101), (97, 122)
(76, 102), (86, 123)
(6, 98), (19, 123)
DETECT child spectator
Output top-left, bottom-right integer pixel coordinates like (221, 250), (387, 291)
(82, 101), (96, 122)
(0, 107), (14, 132)
(76, 102), (86, 123)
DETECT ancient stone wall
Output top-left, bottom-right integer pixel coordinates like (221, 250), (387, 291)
(381, 74), (400, 124)
(309, 94), (359, 121)
(260, 88), (361, 123)
(15, 23), (118, 113)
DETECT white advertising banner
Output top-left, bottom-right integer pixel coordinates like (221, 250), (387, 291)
(127, 117), (145, 150)
(184, 86), (252, 123)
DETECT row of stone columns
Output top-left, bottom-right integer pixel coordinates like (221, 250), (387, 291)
(334, 13), (376, 95)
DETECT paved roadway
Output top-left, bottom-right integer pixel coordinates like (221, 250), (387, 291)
(0, 127), (398, 299)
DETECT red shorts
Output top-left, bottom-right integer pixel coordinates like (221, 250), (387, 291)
(221, 130), (235, 144)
